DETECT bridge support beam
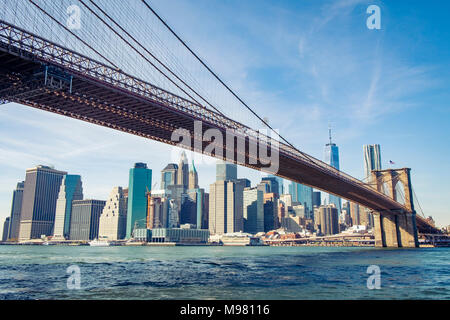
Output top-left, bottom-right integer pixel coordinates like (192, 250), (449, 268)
(373, 212), (419, 248)
(373, 213), (385, 247)
(397, 212), (419, 248)
(383, 213), (399, 247)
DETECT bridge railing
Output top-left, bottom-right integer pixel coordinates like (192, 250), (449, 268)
(0, 20), (405, 211)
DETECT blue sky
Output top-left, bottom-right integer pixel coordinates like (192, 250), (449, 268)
(0, 0), (449, 228)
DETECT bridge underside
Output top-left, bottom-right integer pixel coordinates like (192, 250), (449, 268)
(0, 22), (439, 241)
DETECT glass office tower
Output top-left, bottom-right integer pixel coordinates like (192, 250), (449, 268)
(126, 163), (152, 239)
(216, 160), (237, 181)
(288, 182), (313, 219)
(323, 128), (341, 213)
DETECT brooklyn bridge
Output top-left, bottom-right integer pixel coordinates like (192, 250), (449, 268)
(0, 0), (440, 247)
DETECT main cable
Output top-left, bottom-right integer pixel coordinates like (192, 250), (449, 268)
(28, 0), (119, 69)
(77, 0), (210, 111)
(85, 0), (227, 118)
(141, 0), (348, 173)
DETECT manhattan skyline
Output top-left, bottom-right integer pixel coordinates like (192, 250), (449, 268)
(0, 0), (449, 227)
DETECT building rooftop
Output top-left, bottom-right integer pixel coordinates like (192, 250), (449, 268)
(162, 163), (178, 171)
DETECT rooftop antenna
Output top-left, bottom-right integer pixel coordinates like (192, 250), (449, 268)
(328, 122), (333, 145)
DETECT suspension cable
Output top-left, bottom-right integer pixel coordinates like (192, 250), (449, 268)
(84, 0), (227, 118)
(28, 0), (119, 69)
(412, 186), (426, 218)
(77, 0), (213, 111)
(140, 0), (329, 170)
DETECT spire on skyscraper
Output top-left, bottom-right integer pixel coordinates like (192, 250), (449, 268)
(327, 123), (335, 146)
(329, 124), (332, 145)
(180, 151), (188, 165)
(190, 160), (197, 173)
(188, 159), (199, 190)
(177, 151), (189, 189)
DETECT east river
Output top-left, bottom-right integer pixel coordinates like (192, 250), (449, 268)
(0, 245), (448, 299)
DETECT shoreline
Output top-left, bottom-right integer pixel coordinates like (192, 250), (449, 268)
(1, 241), (447, 247)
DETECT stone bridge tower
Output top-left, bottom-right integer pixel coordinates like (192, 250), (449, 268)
(370, 168), (419, 248)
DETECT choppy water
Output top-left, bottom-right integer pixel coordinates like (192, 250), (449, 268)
(0, 245), (448, 300)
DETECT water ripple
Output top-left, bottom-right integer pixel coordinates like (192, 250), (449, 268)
(0, 246), (448, 299)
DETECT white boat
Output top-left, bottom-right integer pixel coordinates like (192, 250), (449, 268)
(89, 238), (110, 247)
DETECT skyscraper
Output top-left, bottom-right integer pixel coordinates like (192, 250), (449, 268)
(53, 175), (83, 240)
(236, 178), (251, 189)
(317, 204), (339, 236)
(160, 163), (178, 190)
(167, 199), (179, 228)
(216, 160), (237, 181)
(209, 160), (243, 235)
(182, 187), (209, 229)
(147, 191), (169, 229)
(182, 190), (198, 225)
(350, 202), (361, 226)
(243, 187), (264, 234)
(209, 180), (227, 235)
(69, 199), (106, 241)
(177, 151), (189, 189)
(191, 188), (209, 229)
(167, 184), (186, 226)
(323, 128), (341, 213)
(278, 202), (286, 227)
(362, 145), (381, 229)
(209, 181), (244, 235)
(19, 165), (67, 241)
(312, 191), (321, 207)
(279, 194), (293, 209)
(126, 163), (152, 238)
(263, 192), (279, 231)
(7, 181), (24, 241)
(288, 182), (313, 218)
(261, 176), (280, 196)
(98, 187), (128, 240)
(2, 218), (10, 242)
(200, 192), (209, 230)
(226, 180), (244, 233)
(363, 144), (382, 179)
(188, 161), (199, 190)
(341, 201), (352, 226)
(267, 175), (284, 195)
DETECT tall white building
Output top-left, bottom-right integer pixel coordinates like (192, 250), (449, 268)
(209, 180), (244, 235)
(362, 144), (381, 230)
(98, 187), (127, 240)
(363, 144), (382, 179)
(53, 175), (83, 240)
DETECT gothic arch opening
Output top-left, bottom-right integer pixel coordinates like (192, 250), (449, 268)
(382, 181), (392, 198)
(394, 180), (406, 205)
